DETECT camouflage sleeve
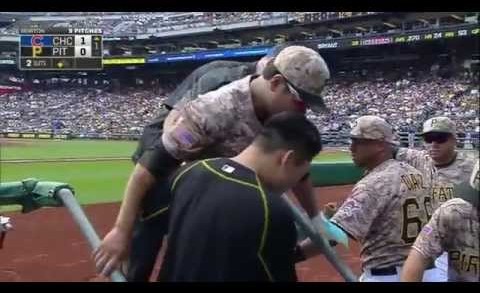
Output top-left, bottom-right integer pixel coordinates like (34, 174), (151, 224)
(161, 95), (234, 161)
(411, 205), (448, 260)
(395, 148), (430, 171)
(330, 183), (387, 241)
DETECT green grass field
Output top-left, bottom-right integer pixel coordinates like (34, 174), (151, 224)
(0, 139), (351, 211)
(1, 139), (137, 160)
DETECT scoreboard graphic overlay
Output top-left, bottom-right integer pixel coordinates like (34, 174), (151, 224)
(19, 28), (103, 70)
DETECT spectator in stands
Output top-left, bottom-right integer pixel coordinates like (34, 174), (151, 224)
(0, 65), (478, 145)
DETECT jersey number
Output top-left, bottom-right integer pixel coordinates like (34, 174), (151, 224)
(401, 197), (432, 244)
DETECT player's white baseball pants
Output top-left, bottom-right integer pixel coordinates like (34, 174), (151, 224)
(433, 252), (449, 280)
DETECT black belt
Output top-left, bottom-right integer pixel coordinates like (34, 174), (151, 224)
(370, 266), (397, 276)
(370, 263), (436, 276)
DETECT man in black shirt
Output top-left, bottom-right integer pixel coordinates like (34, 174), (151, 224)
(159, 112), (323, 281)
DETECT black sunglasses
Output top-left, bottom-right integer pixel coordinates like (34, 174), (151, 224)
(423, 133), (451, 144)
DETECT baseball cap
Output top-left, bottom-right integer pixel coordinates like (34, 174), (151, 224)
(273, 45), (330, 113)
(453, 161), (479, 207)
(350, 115), (399, 145)
(422, 116), (456, 135)
(256, 44), (291, 74)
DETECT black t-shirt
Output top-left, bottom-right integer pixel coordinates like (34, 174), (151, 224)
(159, 158), (298, 282)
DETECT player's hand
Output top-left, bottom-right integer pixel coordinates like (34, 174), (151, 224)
(93, 226), (130, 277)
(323, 202), (338, 219)
(311, 211), (349, 248)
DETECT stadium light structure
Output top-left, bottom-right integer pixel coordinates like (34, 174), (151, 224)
(382, 22), (397, 28)
(418, 18), (430, 25)
(450, 14), (463, 21)
(355, 26), (368, 32)
(328, 28), (342, 35)
(300, 31), (315, 38)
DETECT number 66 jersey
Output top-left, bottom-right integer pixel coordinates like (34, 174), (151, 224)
(331, 159), (432, 270)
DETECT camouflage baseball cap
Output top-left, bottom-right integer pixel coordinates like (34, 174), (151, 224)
(273, 45), (330, 113)
(256, 44), (291, 74)
(422, 116), (456, 135)
(350, 115), (399, 145)
(454, 161), (479, 207)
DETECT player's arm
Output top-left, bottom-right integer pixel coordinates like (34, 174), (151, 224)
(294, 221), (356, 261)
(161, 103), (226, 161)
(293, 185), (370, 260)
(402, 205), (450, 282)
(329, 182), (387, 243)
(93, 164), (155, 277)
(401, 249), (433, 282)
(94, 143), (181, 277)
(115, 144), (182, 230)
(115, 164), (155, 232)
(394, 147), (430, 171)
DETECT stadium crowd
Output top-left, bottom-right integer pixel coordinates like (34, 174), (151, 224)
(0, 88), (166, 137)
(1, 73), (478, 138)
(311, 73), (479, 134)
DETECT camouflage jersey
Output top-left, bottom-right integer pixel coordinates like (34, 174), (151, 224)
(396, 149), (477, 209)
(412, 198), (479, 282)
(161, 75), (263, 161)
(331, 159), (432, 270)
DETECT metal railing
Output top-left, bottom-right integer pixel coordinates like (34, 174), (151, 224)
(2, 130), (478, 150)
